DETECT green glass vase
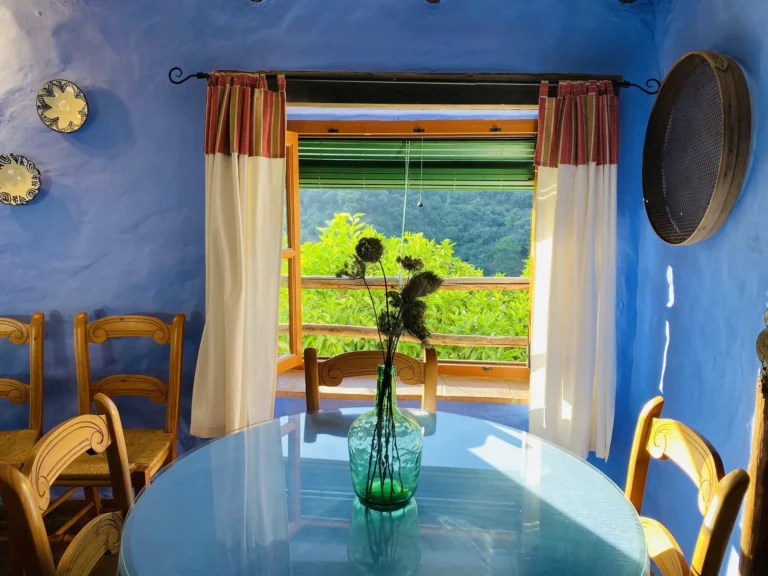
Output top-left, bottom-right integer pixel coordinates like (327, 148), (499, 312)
(348, 364), (423, 511)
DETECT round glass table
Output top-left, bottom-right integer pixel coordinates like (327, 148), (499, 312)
(119, 410), (647, 575)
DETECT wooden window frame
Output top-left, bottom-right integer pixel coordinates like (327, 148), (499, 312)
(285, 119), (535, 381)
(287, 119), (537, 139)
(277, 131), (303, 374)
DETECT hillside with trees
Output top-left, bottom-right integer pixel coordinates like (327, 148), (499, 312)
(300, 189), (533, 277)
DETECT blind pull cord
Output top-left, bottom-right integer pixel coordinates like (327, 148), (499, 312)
(418, 138), (424, 208)
(397, 141), (411, 288)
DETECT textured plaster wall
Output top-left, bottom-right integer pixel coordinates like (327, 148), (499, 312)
(616, 1), (768, 573)
(1, 0), (655, 455)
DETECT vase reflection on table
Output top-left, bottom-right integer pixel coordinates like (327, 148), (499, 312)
(347, 498), (421, 575)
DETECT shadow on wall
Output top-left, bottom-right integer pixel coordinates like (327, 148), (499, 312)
(68, 88), (135, 153)
(0, 311), (80, 432)
(42, 311), (79, 430)
(0, 314), (33, 431)
(82, 310), (202, 443)
(6, 176), (79, 251)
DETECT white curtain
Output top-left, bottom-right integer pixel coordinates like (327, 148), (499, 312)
(529, 81), (618, 459)
(191, 73), (287, 438)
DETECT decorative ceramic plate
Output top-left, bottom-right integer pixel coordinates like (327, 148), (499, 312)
(36, 79), (88, 133)
(0, 154), (41, 206)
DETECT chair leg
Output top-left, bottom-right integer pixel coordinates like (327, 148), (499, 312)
(85, 486), (102, 517)
(131, 466), (151, 496)
(9, 542), (24, 576)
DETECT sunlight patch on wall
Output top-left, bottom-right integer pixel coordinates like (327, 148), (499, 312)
(0, 4), (74, 103)
(666, 265), (675, 308)
(659, 321), (670, 394)
(659, 266), (674, 394)
(0, 7), (30, 101)
(725, 545), (739, 575)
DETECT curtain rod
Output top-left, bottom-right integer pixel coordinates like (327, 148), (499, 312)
(168, 67), (661, 96)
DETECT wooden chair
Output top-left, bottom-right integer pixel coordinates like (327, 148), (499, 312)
(57, 313), (184, 508)
(303, 347), (438, 414)
(625, 396), (749, 576)
(0, 393), (133, 575)
(0, 313), (44, 469)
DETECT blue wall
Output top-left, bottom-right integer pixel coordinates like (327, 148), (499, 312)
(611, 0), (767, 573)
(1, 0), (655, 456)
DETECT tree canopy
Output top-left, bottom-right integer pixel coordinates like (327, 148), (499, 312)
(300, 188), (533, 277)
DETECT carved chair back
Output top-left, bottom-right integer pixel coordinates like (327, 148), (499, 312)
(303, 347), (438, 413)
(74, 312), (184, 459)
(625, 396), (749, 576)
(0, 313), (44, 436)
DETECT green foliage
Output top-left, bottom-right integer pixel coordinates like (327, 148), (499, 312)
(281, 214), (529, 362)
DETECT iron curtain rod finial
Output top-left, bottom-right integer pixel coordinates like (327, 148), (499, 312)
(169, 67), (209, 85)
(618, 78), (661, 95)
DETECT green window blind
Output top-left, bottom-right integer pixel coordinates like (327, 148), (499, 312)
(299, 139), (535, 191)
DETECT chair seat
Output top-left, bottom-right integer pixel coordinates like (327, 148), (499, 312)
(58, 429), (173, 482)
(641, 516), (689, 576)
(0, 429), (39, 469)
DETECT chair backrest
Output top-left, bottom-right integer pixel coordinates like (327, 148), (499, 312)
(303, 347), (438, 414)
(74, 312), (185, 457)
(625, 396), (749, 576)
(0, 313), (44, 436)
(0, 393), (133, 576)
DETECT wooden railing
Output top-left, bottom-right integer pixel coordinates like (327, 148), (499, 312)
(278, 323), (526, 348)
(282, 275), (529, 291)
(281, 275), (529, 349)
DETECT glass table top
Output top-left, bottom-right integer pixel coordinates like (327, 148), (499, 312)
(119, 409), (647, 575)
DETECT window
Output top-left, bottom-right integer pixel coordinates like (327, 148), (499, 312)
(282, 120), (535, 379)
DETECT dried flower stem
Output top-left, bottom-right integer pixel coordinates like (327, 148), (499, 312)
(338, 237), (438, 506)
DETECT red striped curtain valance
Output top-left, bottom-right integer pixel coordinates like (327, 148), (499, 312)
(534, 80), (618, 168)
(204, 72), (287, 159)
